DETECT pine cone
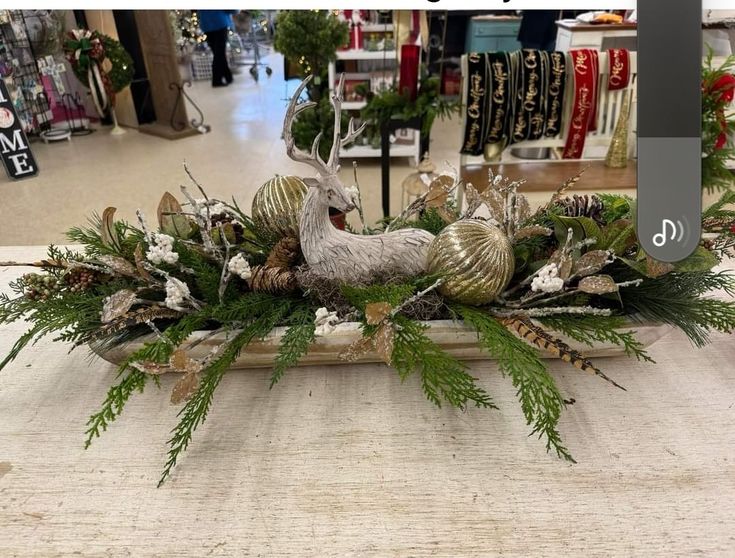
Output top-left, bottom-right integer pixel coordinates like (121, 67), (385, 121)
(248, 265), (298, 294)
(210, 212), (245, 244)
(265, 237), (301, 269)
(557, 195), (605, 225)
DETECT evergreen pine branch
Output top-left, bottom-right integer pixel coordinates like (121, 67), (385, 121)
(703, 190), (735, 220)
(158, 300), (292, 486)
(0, 324), (44, 371)
(207, 291), (288, 323)
(66, 217), (144, 259)
(84, 368), (147, 448)
(270, 303), (316, 388)
(616, 271), (735, 347)
(84, 313), (209, 448)
(341, 282), (416, 311)
(538, 315), (654, 363)
(0, 290), (109, 371)
(390, 315), (495, 410)
(455, 305), (574, 462)
(596, 193), (633, 223)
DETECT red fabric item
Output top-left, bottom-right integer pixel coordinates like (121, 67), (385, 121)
(563, 49), (599, 159)
(399, 44), (420, 101)
(607, 48), (630, 91)
(349, 24), (363, 50)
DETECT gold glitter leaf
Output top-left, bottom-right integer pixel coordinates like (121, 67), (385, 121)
(338, 335), (374, 362)
(574, 250), (611, 277)
(170, 372), (200, 405)
(429, 174), (456, 191)
(514, 226), (552, 242)
(101, 289), (137, 323)
(434, 206), (457, 224)
(646, 255), (675, 278)
(481, 189), (505, 223)
(365, 302), (392, 325)
(169, 349), (190, 372)
(97, 255), (137, 277)
(373, 323), (395, 365)
(514, 195), (531, 223)
(425, 183), (449, 208)
(578, 275), (618, 294)
(463, 183), (483, 218)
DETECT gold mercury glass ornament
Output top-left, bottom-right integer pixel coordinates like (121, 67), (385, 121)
(427, 220), (515, 305)
(251, 175), (308, 239)
(401, 154), (438, 210)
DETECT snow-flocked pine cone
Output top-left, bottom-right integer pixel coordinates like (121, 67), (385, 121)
(557, 194), (605, 225)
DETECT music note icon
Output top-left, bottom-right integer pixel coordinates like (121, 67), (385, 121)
(652, 218), (685, 248)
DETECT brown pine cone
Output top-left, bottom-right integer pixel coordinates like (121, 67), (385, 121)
(248, 265), (298, 294)
(265, 237), (302, 269)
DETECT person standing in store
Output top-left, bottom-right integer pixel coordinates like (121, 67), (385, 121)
(517, 10), (569, 51)
(198, 10), (238, 87)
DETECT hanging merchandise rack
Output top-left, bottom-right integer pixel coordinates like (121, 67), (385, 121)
(0, 10), (90, 140)
(0, 10), (52, 137)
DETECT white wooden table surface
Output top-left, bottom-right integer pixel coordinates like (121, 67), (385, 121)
(1, 246), (734, 557)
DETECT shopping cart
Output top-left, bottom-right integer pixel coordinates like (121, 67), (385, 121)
(231, 11), (274, 82)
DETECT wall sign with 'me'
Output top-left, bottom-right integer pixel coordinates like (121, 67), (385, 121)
(0, 80), (39, 180)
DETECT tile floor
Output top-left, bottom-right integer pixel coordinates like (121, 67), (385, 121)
(0, 53), (638, 247)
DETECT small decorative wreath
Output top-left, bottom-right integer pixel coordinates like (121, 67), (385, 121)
(63, 29), (134, 114)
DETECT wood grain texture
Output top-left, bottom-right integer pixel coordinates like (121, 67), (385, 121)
(1, 246), (734, 557)
(461, 160), (637, 193)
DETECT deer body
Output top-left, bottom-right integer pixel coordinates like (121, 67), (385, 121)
(300, 186), (434, 283)
(284, 75), (435, 284)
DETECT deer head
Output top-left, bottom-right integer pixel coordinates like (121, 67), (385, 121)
(283, 74), (366, 213)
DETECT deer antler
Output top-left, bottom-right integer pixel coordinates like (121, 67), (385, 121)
(326, 74), (368, 171)
(283, 75), (330, 173)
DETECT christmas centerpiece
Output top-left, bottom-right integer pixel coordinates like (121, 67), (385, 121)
(63, 29), (134, 134)
(2, 76), (735, 486)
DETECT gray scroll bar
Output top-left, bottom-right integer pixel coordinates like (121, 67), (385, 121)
(637, 0), (702, 262)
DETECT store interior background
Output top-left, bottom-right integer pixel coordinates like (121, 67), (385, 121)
(2, 9), (735, 246)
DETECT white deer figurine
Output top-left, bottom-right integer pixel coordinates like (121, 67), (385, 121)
(284, 75), (435, 284)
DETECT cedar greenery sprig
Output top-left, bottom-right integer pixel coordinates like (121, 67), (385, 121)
(159, 297), (294, 486)
(84, 312), (210, 448)
(270, 302), (317, 388)
(391, 315), (495, 409)
(455, 305), (573, 462)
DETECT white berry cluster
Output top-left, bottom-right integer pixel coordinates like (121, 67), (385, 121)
(531, 263), (565, 293)
(195, 198), (227, 216)
(314, 307), (340, 337)
(146, 233), (179, 266)
(227, 253), (252, 280)
(165, 277), (191, 310)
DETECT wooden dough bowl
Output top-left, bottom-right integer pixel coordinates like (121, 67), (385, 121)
(96, 320), (673, 369)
